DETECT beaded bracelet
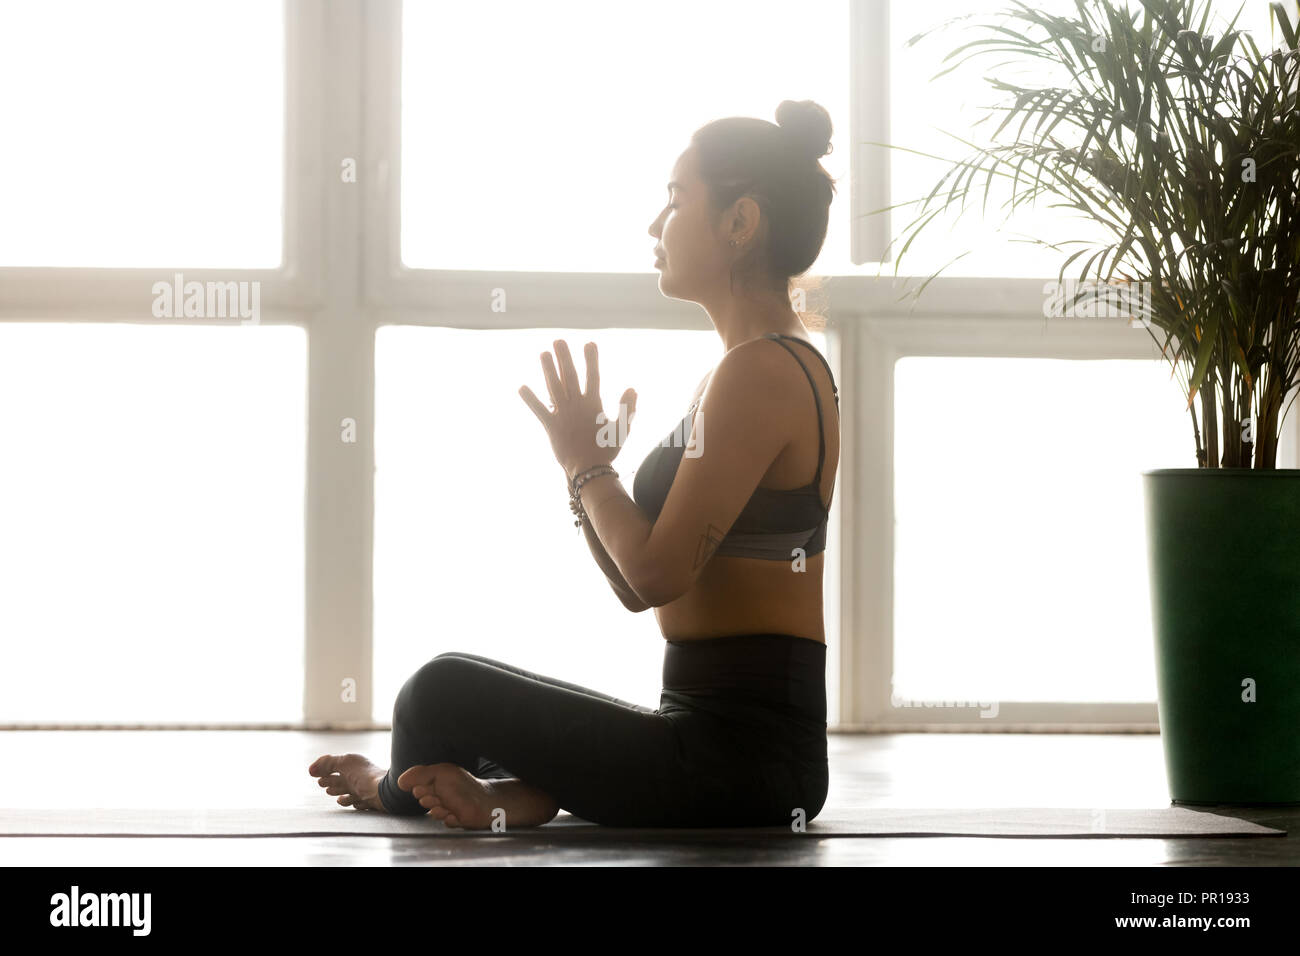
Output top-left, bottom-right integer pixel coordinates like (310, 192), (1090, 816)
(567, 464), (618, 528)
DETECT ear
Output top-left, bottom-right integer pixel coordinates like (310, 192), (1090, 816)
(728, 196), (764, 243)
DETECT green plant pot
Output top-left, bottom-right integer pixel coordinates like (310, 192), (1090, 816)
(1142, 468), (1300, 805)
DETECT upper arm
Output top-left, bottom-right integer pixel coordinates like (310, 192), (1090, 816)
(631, 340), (793, 606)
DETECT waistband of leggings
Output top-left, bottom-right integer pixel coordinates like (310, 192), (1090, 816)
(661, 633), (826, 720)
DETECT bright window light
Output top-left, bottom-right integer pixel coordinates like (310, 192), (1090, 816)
(400, 0), (851, 274)
(892, 355), (1195, 703)
(0, 0), (283, 268)
(0, 324), (306, 722)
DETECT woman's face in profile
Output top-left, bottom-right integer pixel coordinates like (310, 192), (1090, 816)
(649, 148), (728, 301)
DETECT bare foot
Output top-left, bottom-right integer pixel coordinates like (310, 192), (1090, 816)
(397, 763), (560, 829)
(308, 753), (387, 811)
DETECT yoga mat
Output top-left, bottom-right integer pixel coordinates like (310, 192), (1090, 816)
(0, 806), (1282, 838)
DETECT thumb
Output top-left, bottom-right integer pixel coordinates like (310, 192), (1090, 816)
(620, 388), (637, 426)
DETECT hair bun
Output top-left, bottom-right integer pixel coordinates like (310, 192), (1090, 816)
(775, 99), (833, 161)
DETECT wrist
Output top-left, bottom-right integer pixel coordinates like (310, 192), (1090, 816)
(576, 470), (616, 498)
(566, 461), (612, 485)
(567, 464), (618, 528)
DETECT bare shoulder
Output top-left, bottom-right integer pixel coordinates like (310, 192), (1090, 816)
(699, 336), (805, 415)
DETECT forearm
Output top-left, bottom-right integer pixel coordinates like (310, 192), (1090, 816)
(577, 472), (661, 606)
(579, 507), (648, 611)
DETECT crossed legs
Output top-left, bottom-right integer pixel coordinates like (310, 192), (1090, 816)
(311, 651), (681, 828)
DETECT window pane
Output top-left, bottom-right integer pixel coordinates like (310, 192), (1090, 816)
(374, 327), (712, 719)
(0, 0), (283, 268)
(892, 355), (1195, 703)
(889, 0), (1281, 277)
(400, 0), (851, 274)
(373, 326), (834, 721)
(0, 324), (305, 722)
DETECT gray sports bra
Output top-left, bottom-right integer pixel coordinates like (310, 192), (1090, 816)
(631, 333), (839, 560)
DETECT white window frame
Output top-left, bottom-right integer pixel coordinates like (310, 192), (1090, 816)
(0, 0), (1295, 732)
(832, 278), (1295, 731)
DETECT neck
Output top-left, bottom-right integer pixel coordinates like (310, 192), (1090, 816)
(702, 286), (807, 352)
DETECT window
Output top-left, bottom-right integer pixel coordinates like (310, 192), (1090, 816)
(0, 324), (305, 722)
(373, 325), (836, 719)
(400, 0), (852, 273)
(0, 0), (284, 268)
(892, 355), (1192, 704)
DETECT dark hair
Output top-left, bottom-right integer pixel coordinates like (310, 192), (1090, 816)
(689, 99), (837, 331)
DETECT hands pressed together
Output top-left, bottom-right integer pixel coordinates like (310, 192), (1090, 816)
(519, 339), (637, 482)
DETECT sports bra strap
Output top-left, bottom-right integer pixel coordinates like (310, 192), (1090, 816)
(773, 335), (840, 405)
(764, 332), (838, 490)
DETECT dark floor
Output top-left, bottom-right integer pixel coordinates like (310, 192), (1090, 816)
(2, 730), (1295, 865)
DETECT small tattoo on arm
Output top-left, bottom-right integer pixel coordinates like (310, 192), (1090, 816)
(693, 524), (725, 569)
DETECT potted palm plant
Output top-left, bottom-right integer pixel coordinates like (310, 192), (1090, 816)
(877, 0), (1300, 803)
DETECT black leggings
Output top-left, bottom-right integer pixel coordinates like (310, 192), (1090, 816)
(376, 633), (829, 828)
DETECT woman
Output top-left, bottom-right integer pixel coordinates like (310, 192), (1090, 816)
(309, 99), (840, 829)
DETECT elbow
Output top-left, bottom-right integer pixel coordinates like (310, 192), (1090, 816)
(640, 589), (675, 610)
(617, 589), (652, 613)
(608, 578), (650, 612)
(631, 565), (688, 609)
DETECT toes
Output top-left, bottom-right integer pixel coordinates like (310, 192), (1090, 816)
(311, 753), (376, 777)
(397, 764), (439, 791)
(308, 755), (337, 776)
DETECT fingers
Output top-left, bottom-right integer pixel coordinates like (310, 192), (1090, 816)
(518, 385), (552, 427)
(582, 341), (599, 397)
(613, 387), (636, 447)
(541, 350), (564, 405)
(620, 386), (636, 428)
(553, 339), (581, 397)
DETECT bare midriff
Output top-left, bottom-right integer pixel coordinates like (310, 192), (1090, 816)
(654, 551), (827, 644)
